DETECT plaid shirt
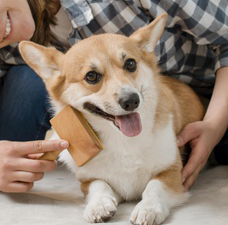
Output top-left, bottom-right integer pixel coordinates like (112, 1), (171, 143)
(1, 0), (228, 95)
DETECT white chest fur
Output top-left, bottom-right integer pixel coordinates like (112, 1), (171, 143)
(59, 116), (177, 201)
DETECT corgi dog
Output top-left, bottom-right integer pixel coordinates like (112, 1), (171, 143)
(19, 13), (204, 225)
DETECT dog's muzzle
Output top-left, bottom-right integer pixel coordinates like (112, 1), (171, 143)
(83, 101), (142, 137)
(118, 93), (140, 112)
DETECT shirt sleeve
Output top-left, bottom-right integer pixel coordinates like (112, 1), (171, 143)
(214, 45), (228, 71)
(162, 0), (228, 71)
(0, 58), (10, 77)
(0, 43), (26, 78)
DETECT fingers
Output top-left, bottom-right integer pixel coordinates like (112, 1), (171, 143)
(177, 122), (203, 190)
(10, 171), (44, 183)
(178, 121), (218, 191)
(27, 153), (44, 159)
(9, 140), (69, 156)
(0, 140), (63, 193)
(182, 152), (200, 182)
(181, 145), (206, 190)
(0, 159), (56, 192)
(1, 182), (34, 193)
(182, 166), (202, 191)
(181, 155), (198, 187)
(177, 122), (202, 147)
(1, 157), (57, 173)
(16, 158), (57, 173)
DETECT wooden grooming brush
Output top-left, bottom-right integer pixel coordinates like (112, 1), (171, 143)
(39, 105), (104, 167)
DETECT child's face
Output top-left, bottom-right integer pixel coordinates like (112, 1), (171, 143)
(0, 0), (35, 48)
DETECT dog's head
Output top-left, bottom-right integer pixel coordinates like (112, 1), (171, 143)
(19, 13), (167, 137)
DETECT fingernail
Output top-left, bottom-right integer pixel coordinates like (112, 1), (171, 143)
(182, 177), (186, 184)
(60, 141), (69, 148)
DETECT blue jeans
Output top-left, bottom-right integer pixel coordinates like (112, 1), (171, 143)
(0, 65), (52, 141)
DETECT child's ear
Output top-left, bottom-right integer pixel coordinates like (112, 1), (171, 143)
(130, 13), (167, 52)
(19, 41), (64, 81)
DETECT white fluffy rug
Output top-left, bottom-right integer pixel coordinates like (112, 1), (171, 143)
(1, 164), (228, 225)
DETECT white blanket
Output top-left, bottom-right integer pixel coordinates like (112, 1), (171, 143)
(1, 164), (228, 225)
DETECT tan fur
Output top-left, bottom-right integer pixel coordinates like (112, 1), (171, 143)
(154, 76), (204, 134)
(128, 15), (204, 193)
(51, 34), (143, 103)
(153, 153), (184, 193)
(130, 13), (168, 51)
(19, 14), (204, 195)
(147, 74), (204, 193)
(80, 180), (95, 197)
(19, 13), (204, 223)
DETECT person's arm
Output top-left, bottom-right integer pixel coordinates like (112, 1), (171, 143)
(177, 66), (228, 190)
(0, 139), (69, 193)
(163, 1), (228, 190)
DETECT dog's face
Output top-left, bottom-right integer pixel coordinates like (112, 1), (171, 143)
(19, 13), (167, 137)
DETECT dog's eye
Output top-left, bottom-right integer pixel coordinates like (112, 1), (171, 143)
(124, 58), (137, 72)
(85, 71), (102, 84)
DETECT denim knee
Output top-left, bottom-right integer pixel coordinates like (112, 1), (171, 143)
(0, 65), (52, 141)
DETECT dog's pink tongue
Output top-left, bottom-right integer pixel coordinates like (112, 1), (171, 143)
(115, 112), (142, 137)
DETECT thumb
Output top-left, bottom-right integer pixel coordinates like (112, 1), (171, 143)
(177, 122), (201, 147)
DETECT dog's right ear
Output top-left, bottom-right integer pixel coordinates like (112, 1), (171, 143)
(19, 41), (64, 82)
(130, 13), (167, 52)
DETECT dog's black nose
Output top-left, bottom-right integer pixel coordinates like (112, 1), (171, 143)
(119, 93), (140, 111)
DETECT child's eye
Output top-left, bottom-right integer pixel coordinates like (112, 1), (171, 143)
(85, 71), (102, 84)
(124, 58), (137, 72)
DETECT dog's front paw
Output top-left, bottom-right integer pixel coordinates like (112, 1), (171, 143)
(84, 195), (118, 223)
(130, 200), (169, 225)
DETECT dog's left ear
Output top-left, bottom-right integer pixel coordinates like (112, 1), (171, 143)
(19, 41), (64, 82)
(130, 13), (167, 52)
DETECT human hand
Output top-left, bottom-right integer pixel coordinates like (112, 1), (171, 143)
(177, 120), (221, 191)
(0, 139), (69, 193)
(178, 66), (228, 191)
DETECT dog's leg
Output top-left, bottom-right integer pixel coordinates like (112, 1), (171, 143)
(130, 163), (189, 225)
(81, 180), (123, 223)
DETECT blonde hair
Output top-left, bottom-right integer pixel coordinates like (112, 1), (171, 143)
(27, 0), (60, 46)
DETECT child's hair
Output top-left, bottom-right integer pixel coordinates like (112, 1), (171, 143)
(27, 0), (60, 46)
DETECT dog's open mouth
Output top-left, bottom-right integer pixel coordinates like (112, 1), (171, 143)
(83, 102), (142, 137)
